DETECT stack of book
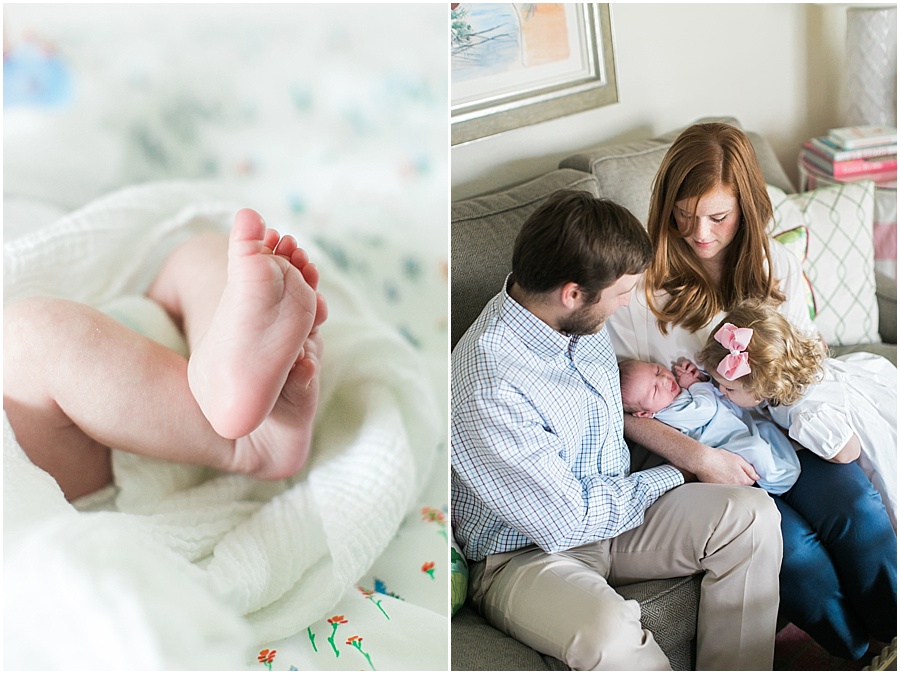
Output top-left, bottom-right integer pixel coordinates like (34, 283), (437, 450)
(800, 125), (897, 187)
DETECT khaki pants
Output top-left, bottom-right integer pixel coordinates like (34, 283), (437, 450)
(469, 483), (782, 671)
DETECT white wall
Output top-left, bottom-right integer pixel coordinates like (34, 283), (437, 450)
(452, 3), (864, 200)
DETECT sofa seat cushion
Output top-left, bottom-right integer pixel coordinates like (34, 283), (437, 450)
(451, 604), (570, 671)
(451, 168), (600, 347)
(831, 341), (897, 364)
(617, 575), (701, 670)
(451, 574), (701, 671)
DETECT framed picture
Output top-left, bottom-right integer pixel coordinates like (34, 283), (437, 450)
(451, 3), (618, 145)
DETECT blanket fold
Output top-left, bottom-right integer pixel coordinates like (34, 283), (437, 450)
(4, 181), (441, 668)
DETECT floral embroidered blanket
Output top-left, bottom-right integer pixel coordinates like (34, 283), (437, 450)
(3, 183), (448, 670)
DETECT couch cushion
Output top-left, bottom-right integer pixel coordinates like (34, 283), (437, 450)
(617, 575), (700, 669)
(451, 603), (569, 671)
(450, 168), (600, 347)
(768, 180), (880, 346)
(451, 574), (700, 671)
(559, 117), (796, 226)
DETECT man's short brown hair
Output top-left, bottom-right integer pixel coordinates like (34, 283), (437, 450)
(511, 190), (652, 300)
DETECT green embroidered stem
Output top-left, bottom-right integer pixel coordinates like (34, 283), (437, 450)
(348, 638), (376, 671)
(328, 622), (340, 657)
(326, 616), (348, 658)
(369, 596), (390, 620)
(307, 626), (318, 652)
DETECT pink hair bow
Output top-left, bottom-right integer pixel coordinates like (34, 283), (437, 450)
(714, 323), (753, 381)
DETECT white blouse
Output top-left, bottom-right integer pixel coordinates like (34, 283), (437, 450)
(607, 239), (817, 369)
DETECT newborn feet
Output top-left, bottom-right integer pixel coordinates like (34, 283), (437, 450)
(188, 208), (327, 478)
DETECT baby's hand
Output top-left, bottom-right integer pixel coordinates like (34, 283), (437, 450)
(673, 359), (705, 388)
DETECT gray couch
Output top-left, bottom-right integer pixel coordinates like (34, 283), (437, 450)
(450, 117), (897, 670)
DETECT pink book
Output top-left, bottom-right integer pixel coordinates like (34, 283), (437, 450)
(801, 147), (897, 176)
(801, 157), (897, 188)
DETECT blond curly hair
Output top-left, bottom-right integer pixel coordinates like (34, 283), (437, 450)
(696, 298), (824, 406)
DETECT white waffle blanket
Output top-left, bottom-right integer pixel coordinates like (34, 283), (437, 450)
(3, 182), (441, 669)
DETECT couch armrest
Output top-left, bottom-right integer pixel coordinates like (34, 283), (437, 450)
(876, 271), (896, 344)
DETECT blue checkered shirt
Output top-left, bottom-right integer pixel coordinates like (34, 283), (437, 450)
(452, 279), (684, 562)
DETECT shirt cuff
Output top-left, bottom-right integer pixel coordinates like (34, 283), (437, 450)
(635, 464), (685, 502)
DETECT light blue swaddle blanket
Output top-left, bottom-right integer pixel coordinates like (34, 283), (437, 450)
(655, 381), (800, 494)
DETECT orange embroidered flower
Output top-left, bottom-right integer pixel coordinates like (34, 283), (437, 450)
(421, 506), (446, 524)
(345, 632), (374, 669)
(258, 648), (276, 664)
(328, 615), (348, 625)
(422, 561), (436, 578)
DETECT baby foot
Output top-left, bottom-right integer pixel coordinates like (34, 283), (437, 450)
(188, 208), (321, 441)
(232, 328), (323, 479)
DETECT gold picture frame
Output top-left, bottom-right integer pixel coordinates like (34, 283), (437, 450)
(451, 3), (618, 145)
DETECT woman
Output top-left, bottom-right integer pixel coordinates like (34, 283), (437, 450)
(607, 122), (896, 661)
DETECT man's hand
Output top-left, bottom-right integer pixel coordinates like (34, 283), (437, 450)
(694, 447), (759, 485)
(672, 358), (706, 389)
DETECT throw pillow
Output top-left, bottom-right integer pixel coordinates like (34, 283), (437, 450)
(767, 182), (879, 346)
(450, 537), (468, 616)
(771, 225), (817, 322)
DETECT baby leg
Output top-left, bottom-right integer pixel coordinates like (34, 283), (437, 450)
(3, 297), (235, 501)
(4, 210), (327, 501)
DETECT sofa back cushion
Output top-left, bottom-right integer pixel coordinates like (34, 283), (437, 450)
(560, 117), (796, 225)
(450, 169), (600, 347)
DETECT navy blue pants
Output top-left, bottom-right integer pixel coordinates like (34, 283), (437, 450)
(774, 450), (897, 660)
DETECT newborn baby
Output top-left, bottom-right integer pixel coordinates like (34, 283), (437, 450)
(618, 358), (800, 495)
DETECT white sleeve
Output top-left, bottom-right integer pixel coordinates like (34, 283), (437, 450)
(784, 402), (854, 461)
(607, 276), (647, 362)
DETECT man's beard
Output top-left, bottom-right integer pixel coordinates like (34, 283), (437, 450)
(557, 303), (607, 336)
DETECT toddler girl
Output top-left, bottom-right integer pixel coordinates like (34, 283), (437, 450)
(697, 298), (897, 529)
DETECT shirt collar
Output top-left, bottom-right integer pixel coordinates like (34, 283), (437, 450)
(499, 274), (574, 359)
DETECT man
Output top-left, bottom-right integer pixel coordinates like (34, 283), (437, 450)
(451, 190), (782, 670)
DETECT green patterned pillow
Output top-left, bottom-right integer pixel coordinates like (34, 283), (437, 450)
(450, 537), (468, 616)
(767, 182), (879, 346)
(772, 225), (817, 321)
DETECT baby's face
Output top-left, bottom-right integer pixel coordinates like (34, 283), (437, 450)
(625, 361), (681, 417)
